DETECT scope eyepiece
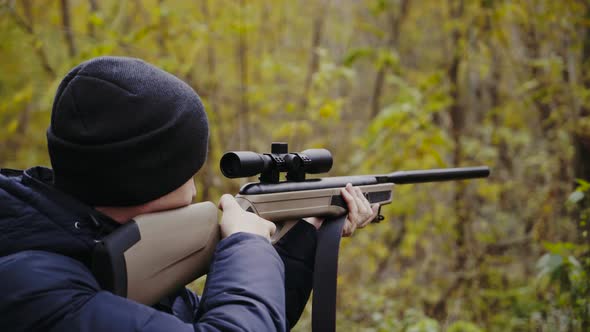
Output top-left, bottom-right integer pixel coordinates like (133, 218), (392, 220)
(219, 144), (333, 182)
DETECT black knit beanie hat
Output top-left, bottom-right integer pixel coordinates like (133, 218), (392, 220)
(47, 56), (208, 206)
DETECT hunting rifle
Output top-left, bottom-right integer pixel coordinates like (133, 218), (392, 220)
(92, 142), (490, 330)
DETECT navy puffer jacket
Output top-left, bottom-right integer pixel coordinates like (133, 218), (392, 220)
(0, 167), (315, 331)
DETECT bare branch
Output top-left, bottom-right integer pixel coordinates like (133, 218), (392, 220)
(7, 0), (56, 77)
(300, 0), (331, 112)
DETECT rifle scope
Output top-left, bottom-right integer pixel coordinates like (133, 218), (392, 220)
(220, 143), (332, 183)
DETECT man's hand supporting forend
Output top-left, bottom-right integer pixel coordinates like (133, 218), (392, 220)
(302, 183), (380, 236)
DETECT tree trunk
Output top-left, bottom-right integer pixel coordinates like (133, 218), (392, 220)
(573, 3), (590, 247)
(0, 103), (33, 165)
(237, 0), (250, 149)
(157, 0), (168, 56)
(87, 0), (99, 38)
(370, 0), (409, 119)
(373, 216), (407, 281)
(427, 0), (465, 320)
(60, 0), (76, 57)
(300, 0), (331, 112)
(574, 4), (590, 182)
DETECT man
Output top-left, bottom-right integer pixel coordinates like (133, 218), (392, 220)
(0, 57), (378, 331)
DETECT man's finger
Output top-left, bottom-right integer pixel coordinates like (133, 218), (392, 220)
(218, 194), (239, 211)
(350, 219), (357, 234)
(267, 220), (277, 236)
(341, 184), (358, 214)
(353, 187), (369, 214)
(358, 187), (373, 213)
(342, 221), (352, 237)
(347, 216), (358, 235)
(353, 186), (364, 207)
(360, 204), (380, 228)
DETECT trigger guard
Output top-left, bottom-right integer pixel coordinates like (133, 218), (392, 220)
(235, 197), (257, 213)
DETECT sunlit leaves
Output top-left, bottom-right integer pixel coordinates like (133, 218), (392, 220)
(88, 13), (104, 28)
(342, 47), (374, 67)
(447, 320), (484, 332)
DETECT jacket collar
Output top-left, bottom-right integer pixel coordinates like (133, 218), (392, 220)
(22, 167), (120, 234)
(0, 166), (119, 266)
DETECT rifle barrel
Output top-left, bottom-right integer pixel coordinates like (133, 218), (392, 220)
(385, 166), (490, 184)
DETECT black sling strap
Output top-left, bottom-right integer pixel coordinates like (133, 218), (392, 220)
(311, 215), (347, 332)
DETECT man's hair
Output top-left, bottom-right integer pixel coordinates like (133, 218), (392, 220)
(47, 56), (209, 206)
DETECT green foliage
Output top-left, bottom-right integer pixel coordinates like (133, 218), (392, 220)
(446, 321), (484, 332)
(529, 181), (590, 330)
(406, 318), (439, 332)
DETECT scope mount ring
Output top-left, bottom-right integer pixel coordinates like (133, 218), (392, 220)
(259, 153), (285, 183)
(285, 153), (311, 182)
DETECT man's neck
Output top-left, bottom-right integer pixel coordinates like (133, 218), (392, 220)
(94, 206), (147, 224)
(94, 178), (196, 223)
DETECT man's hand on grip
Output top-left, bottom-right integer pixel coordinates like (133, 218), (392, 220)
(218, 194), (276, 241)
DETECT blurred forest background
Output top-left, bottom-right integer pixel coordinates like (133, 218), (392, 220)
(1, 0), (590, 331)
